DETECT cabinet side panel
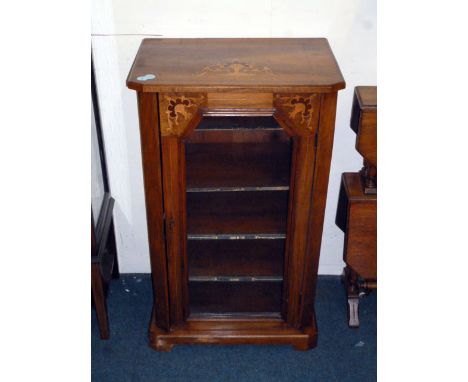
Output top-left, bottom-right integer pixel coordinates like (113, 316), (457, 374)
(347, 200), (377, 279)
(300, 92), (338, 327)
(137, 92), (170, 330)
(161, 137), (186, 325)
(283, 135), (317, 328)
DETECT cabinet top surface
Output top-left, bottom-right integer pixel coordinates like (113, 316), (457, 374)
(126, 38), (345, 93)
(355, 86), (377, 109)
(343, 173), (377, 201)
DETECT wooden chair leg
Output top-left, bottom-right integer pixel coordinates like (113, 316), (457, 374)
(92, 263), (110, 339)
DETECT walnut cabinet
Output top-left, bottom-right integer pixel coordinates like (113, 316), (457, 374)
(127, 38), (345, 351)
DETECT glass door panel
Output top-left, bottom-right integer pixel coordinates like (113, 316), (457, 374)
(184, 117), (291, 317)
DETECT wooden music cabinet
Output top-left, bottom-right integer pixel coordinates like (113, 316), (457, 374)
(127, 38), (345, 351)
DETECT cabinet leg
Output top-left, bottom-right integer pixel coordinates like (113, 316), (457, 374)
(343, 266), (360, 328)
(150, 338), (174, 352)
(293, 342), (310, 351)
(149, 322), (175, 352)
(293, 335), (317, 351)
(360, 161), (377, 194)
(347, 297), (360, 328)
(292, 316), (318, 351)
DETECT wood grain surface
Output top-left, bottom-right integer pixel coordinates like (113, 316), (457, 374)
(128, 38), (345, 350)
(127, 38), (345, 93)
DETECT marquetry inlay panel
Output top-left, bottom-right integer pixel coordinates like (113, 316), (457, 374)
(199, 61), (273, 76)
(274, 94), (321, 136)
(159, 93), (207, 136)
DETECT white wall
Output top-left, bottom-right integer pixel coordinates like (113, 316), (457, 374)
(91, 0), (376, 274)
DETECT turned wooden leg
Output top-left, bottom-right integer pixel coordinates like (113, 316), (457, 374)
(347, 297), (360, 328)
(91, 263), (110, 339)
(360, 160), (377, 194)
(344, 266), (360, 328)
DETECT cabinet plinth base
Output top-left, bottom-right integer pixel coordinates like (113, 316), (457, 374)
(149, 311), (317, 352)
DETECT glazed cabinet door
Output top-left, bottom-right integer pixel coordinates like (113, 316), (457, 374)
(184, 116), (291, 319)
(156, 92), (333, 329)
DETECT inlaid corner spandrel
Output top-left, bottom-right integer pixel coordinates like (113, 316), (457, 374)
(159, 93), (207, 136)
(274, 94), (321, 136)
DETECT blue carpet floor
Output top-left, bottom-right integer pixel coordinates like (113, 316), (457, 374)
(92, 274), (376, 381)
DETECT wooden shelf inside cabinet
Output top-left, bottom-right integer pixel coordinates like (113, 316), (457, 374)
(187, 190), (289, 235)
(185, 121), (292, 190)
(128, 38), (345, 351)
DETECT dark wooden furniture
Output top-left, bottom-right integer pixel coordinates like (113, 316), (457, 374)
(91, 61), (119, 339)
(127, 38), (345, 350)
(350, 86), (377, 194)
(91, 195), (118, 339)
(336, 86), (377, 327)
